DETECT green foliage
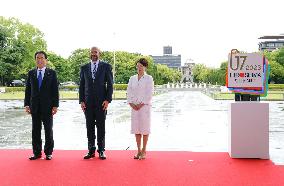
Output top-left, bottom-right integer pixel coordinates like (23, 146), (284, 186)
(114, 84), (128, 90)
(59, 85), (78, 91)
(101, 51), (138, 84)
(0, 16), (47, 86)
(263, 47), (284, 84)
(192, 64), (207, 83)
(0, 17), (180, 86)
(68, 48), (90, 83)
(47, 52), (72, 83)
(192, 62), (227, 85)
(153, 64), (180, 84)
(68, 49), (181, 85)
(53, 84), (129, 91)
(268, 84), (284, 90)
(3, 87), (26, 92)
(275, 47), (284, 66)
(268, 60), (284, 84)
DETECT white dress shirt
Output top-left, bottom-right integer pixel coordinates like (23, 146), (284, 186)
(91, 60), (99, 79)
(37, 67), (46, 79)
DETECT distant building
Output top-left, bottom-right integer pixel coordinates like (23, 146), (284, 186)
(258, 35), (284, 51)
(163, 46), (172, 55)
(151, 46), (181, 68)
(180, 61), (195, 83)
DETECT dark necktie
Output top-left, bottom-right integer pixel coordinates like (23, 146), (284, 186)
(93, 64), (97, 79)
(38, 70), (42, 89)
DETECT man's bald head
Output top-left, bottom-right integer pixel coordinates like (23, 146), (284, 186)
(90, 47), (101, 62)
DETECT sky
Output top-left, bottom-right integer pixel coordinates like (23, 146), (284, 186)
(1, 0), (284, 67)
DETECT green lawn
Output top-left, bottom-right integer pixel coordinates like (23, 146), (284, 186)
(211, 91), (284, 100)
(0, 90), (127, 100)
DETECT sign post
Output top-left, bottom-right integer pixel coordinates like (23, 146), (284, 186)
(227, 50), (270, 159)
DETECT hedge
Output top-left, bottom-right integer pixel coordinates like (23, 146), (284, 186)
(59, 84), (128, 91)
(1, 84), (129, 92)
(268, 84), (284, 90)
(59, 85), (78, 91)
(2, 84), (284, 92)
(3, 87), (26, 92)
(114, 84), (128, 90)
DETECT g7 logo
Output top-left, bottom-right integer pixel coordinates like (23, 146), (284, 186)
(230, 56), (247, 71)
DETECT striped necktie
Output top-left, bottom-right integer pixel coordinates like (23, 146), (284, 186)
(92, 64), (97, 79)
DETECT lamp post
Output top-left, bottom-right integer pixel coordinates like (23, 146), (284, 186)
(113, 32), (116, 84)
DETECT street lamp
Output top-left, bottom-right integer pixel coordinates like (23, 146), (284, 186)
(113, 32), (116, 84)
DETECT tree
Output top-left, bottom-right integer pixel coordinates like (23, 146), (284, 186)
(0, 16), (47, 85)
(192, 61), (227, 85)
(0, 25), (10, 85)
(47, 52), (72, 83)
(0, 25), (27, 85)
(68, 48), (90, 83)
(263, 47), (284, 84)
(269, 60), (284, 84)
(192, 64), (207, 83)
(275, 47), (284, 66)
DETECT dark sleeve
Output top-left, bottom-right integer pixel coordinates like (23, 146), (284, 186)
(51, 70), (59, 107)
(79, 66), (85, 104)
(24, 71), (31, 107)
(105, 64), (113, 103)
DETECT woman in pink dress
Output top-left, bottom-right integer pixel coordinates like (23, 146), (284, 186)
(127, 58), (154, 160)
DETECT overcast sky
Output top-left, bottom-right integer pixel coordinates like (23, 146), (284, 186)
(1, 0), (284, 67)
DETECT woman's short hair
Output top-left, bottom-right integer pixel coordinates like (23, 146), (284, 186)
(137, 58), (149, 68)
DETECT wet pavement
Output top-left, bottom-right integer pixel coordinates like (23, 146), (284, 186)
(0, 91), (283, 165)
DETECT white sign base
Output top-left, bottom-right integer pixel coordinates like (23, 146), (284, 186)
(228, 102), (269, 159)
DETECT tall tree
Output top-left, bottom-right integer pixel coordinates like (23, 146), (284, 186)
(192, 64), (207, 83)
(68, 49), (181, 85)
(47, 52), (72, 83)
(275, 47), (284, 66)
(0, 16), (47, 85)
(68, 48), (90, 83)
(268, 60), (284, 84)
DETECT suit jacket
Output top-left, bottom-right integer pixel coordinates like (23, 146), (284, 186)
(24, 68), (59, 115)
(79, 61), (113, 108)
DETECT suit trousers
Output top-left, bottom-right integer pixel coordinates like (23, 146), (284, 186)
(84, 106), (106, 153)
(31, 108), (54, 156)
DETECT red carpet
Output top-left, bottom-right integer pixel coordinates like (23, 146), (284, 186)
(0, 150), (283, 186)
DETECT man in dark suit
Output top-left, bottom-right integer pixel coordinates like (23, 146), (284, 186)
(79, 46), (113, 160)
(24, 51), (59, 160)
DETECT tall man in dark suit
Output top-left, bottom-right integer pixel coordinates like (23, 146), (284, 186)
(79, 46), (113, 160)
(24, 51), (59, 160)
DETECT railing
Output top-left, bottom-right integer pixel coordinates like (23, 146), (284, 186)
(158, 83), (220, 91)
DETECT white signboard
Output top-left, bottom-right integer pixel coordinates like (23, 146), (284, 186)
(228, 53), (264, 88)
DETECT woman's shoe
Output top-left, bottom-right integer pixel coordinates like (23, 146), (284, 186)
(139, 152), (146, 160)
(134, 152), (141, 159)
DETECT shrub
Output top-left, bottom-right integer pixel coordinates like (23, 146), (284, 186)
(2, 84), (129, 92)
(59, 85), (78, 91)
(268, 84), (284, 90)
(4, 87), (26, 92)
(114, 84), (128, 90)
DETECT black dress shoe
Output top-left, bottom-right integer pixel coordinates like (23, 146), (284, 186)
(84, 152), (95, 159)
(29, 154), (42, 160)
(46, 155), (52, 160)
(98, 151), (106, 160)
